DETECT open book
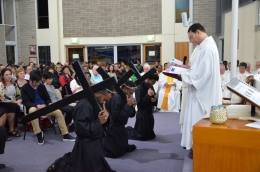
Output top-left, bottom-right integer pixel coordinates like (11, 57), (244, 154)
(162, 66), (190, 81)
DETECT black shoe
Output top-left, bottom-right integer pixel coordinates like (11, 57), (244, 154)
(68, 123), (74, 133)
(36, 132), (44, 145)
(63, 134), (75, 141)
(0, 164), (5, 169)
(126, 144), (137, 152)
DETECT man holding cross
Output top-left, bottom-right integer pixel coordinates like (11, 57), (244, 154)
(127, 74), (159, 141)
(102, 80), (137, 158)
(47, 84), (116, 172)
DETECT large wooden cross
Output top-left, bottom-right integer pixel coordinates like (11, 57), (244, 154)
(128, 61), (157, 85)
(96, 67), (134, 103)
(23, 61), (117, 123)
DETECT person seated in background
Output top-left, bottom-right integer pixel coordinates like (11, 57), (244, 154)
(59, 66), (73, 98)
(21, 70), (75, 145)
(220, 63), (231, 103)
(0, 126), (6, 169)
(70, 72), (92, 94)
(231, 62), (249, 104)
(107, 65), (117, 81)
(157, 64), (163, 75)
(0, 68), (22, 140)
(141, 63), (150, 76)
(43, 72), (75, 132)
(90, 65), (103, 84)
(157, 64), (182, 112)
(136, 60), (143, 73)
(44, 67), (61, 91)
(24, 65), (32, 80)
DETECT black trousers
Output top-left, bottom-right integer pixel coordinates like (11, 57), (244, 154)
(59, 105), (74, 125)
(0, 126), (6, 154)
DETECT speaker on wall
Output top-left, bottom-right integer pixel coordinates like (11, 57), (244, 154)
(181, 12), (188, 27)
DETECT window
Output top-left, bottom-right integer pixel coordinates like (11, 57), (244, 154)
(87, 46), (114, 64)
(37, 0), (49, 29)
(175, 0), (189, 23)
(6, 46), (15, 64)
(3, 0), (14, 25)
(117, 45), (141, 64)
(38, 46), (51, 65)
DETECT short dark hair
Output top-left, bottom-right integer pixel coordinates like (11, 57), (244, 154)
(239, 62), (247, 68)
(43, 72), (54, 80)
(30, 70), (42, 82)
(148, 73), (159, 81)
(121, 80), (136, 89)
(188, 23), (206, 33)
(85, 71), (91, 77)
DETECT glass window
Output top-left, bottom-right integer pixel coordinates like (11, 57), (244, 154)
(37, 0), (49, 29)
(38, 46), (51, 65)
(6, 46), (15, 64)
(87, 46), (114, 64)
(117, 45), (141, 64)
(5, 25), (15, 41)
(175, 0), (189, 23)
(3, 0), (14, 25)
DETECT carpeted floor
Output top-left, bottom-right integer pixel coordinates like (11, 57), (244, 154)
(1, 112), (192, 172)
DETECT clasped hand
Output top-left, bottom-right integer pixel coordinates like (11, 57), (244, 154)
(98, 103), (109, 124)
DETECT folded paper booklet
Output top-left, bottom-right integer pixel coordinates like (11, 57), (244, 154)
(162, 66), (190, 81)
(170, 58), (183, 66)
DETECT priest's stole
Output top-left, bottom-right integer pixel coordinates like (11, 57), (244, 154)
(161, 76), (174, 110)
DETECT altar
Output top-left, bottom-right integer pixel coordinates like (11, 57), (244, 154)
(193, 119), (260, 172)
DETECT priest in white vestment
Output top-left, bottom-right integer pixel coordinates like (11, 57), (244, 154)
(179, 44), (199, 127)
(180, 24), (222, 155)
(220, 64), (231, 103)
(157, 64), (182, 113)
(231, 62), (250, 104)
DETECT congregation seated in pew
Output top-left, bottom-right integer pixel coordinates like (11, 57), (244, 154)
(157, 64), (182, 113)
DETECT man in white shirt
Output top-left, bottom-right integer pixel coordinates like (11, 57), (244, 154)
(220, 63), (231, 102)
(24, 65), (32, 80)
(157, 63), (182, 112)
(90, 65), (103, 84)
(253, 61), (260, 74)
(246, 62), (251, 74)
(231, 62), (249, 103)
(180, 23), (222, 158)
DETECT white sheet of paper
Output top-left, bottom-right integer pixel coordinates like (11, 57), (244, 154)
(149, 51), (155, 56)
(234, 82), (260, 106)
(170, 58), (183, 66)
(168, 66), (190, 75)
(73, 54), (79, 59)
(245, 122), (260, 129)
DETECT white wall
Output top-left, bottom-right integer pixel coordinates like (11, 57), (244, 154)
(224, 1), (258, 70)
(36, 0), (60, 63)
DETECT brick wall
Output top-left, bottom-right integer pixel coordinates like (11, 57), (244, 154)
(62, 0), (162, 37)
(16, 0), (37, 64)
(0, 26), (6, 65)
(194, 0), (217, 41)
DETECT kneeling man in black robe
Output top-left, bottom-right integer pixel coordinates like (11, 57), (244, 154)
(102, 80), (137, 158)
(47, 88), (115, 172)
(127, 74), (159, 141)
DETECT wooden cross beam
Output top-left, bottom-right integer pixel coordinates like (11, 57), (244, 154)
(128, 61), (141, 79)
(96, 67), (135, 103)
(23, 61), (117, 123)
(128, 61), (157, 85)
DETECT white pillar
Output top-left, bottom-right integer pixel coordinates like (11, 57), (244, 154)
(189, 0), (194, 57)
(230, 0), (239, 80)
